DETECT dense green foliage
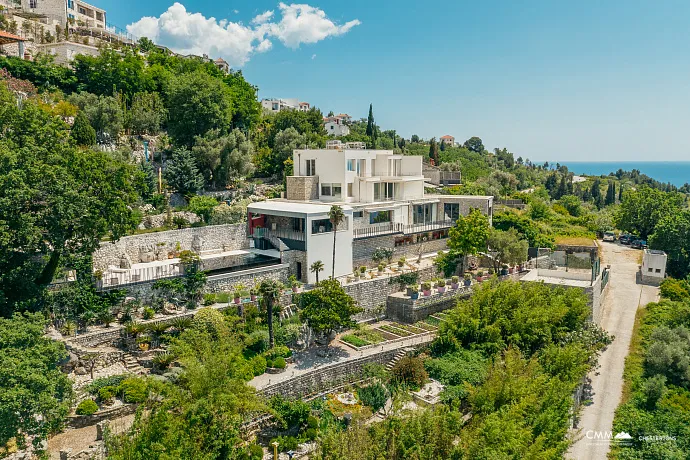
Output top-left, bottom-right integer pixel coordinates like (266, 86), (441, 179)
(0, 313), (73, 450)
(298, 279), (363, 335)
(611, 280), (690, 459)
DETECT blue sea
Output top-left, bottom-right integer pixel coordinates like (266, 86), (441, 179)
(558, 162), (690, 187)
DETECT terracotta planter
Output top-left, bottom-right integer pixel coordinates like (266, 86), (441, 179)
(476, 276), (483, 283)
(451, 283), (459, 289)
(509, 267), (515, 274)
(437, 287), (445, 294)
(423, 290), (431, 296)
(250, 295), (257, 302)
(234, 297), (240, 304)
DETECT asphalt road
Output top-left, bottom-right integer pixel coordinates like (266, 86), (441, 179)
(567, 242), (659, 460)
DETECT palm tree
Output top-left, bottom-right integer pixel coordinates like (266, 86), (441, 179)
(328, 205), (345, 279)
(310, 260), (324, 285)
(258, 279), (282, 349)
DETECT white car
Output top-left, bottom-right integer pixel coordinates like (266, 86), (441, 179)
(603, 232), (616, 242)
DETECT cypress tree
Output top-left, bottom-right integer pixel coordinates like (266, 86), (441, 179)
(70, 111), (96, 147)
(366, 104), (374, 137)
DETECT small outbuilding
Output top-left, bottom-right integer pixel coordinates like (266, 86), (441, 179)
(641, 249), (667, 285)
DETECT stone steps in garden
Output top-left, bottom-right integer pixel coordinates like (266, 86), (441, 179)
(385, 349), (407, 372)
(122, 353), (145, 375)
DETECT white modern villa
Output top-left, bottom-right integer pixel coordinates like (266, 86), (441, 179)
(248, 141), (493, 284)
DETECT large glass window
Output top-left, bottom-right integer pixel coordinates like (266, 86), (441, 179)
(306, 159), (316, 176)
(370, 210), (392, 224)
(374, 183), (395, 201)
(444, 203), (460, 222)
(346, 159), (356, 171)
(311, 219), (333, 234)
(321, 183), (342, 198)
(414, 204), (435, 224)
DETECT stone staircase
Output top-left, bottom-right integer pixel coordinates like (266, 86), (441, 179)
(385, 349), (409, 372)
(123, 353), (145, 375)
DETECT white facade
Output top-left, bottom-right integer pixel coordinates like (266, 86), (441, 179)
(248, 146), (493, 284)
(261, 98), (309, 113)
(324, 115), (351, 137)
(641, 249), (667, 284)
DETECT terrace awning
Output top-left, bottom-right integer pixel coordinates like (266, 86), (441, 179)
(0, 31), (24, 46)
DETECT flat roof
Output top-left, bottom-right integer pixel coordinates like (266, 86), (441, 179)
(248, 200), (352, 216)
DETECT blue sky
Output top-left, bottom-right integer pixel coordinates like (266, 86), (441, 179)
(99, 0), (690, 162)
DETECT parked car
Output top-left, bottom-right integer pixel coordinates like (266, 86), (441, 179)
(631, 239), (647, 249)
(603, 231), (616, 242)
(619, 234), (633, 245)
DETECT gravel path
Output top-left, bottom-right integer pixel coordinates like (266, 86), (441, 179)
(567, 242), (659, 460)
(47, 413), (135, 459)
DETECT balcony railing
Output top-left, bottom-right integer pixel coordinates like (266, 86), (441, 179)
(251, 227), (306, 242)
(353, 220), (455, 239)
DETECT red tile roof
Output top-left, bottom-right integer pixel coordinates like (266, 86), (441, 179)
(0, 31), (24, 45)
(440, 135), (454, 139)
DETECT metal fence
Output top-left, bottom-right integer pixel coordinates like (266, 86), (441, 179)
(353, 220), (454, 239)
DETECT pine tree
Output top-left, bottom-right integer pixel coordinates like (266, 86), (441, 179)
(139, 161), (158, 200)
(618, 185), (624, 202)
(164, 148), (204, 197)
(70, 111), (96, 147)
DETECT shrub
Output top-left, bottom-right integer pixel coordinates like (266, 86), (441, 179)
(97, 386), (117, 403)
(75, 399), (99, 415)
(142, 307), (155, 320)
(152, 351), (176, 370)
(303, 427), (317, 441)
(392, 355), (428, 389)
(216, 292), (231, 303)
(246, 330), (270, 353)
(265, 345), (292, 360)
(203, 293), (217, 305)
(250, 355), (267, 376)
(191, 307), (228, 338)
(266, 358), (274, 368)
(248, 444), (263, 460)
(273, 435), (299, 452)
(660, 278), (690, 302)
(86, 374), (128, 395)
(643, 375), (667, 408)
(307, 415), (319, 429)
(357, 382), (388, 412)
(118, 378), (148, 403)
(273, 357), (286, 369)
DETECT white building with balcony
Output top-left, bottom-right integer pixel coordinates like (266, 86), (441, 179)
(324, 115), (351, 137)
(248, 145), (492, 284)
(261, 98), (310, 113)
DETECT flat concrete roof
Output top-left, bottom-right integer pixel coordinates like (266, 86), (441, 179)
(521, 269), (592, 288)
(248, 200), (352, 216)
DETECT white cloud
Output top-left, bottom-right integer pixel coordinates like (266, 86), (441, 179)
(269, 3), (361, 48)
(252, 10), (274, 25)
(127, 2), (360, 67)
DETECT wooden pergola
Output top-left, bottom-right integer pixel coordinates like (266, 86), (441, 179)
(0, 30), (26, 58)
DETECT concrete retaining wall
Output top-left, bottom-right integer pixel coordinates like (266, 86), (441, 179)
(387, 288), (472, 323)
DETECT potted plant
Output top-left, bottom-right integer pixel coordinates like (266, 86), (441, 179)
(509, 265), (515, 274)
(397, 257), (406, 268)
(421, 282), (432, 296)
(464, 273), (472, 287)
(377, 263), (385, 273)
(233, 290), (241, 304)
(436, 279), (446, 294)
(501, 264), (509, 276)
(476, 271), (484, 283)
(360, 266), (367, 277)
(291, 280), (301, 293)
(407, 285), (419, 300)
(250, 287), (258, 302)
(488, 268), (495, 277)
(451, 276), (459, 289)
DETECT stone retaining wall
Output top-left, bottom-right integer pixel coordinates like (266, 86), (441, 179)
(67, 404), (137, 428)
(387, 288), (472, 323)
(93, 224), (248, 272)
(352, 236), (448, 269)
(344, 265), (439, 320)
(259, 346), (417, 400)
